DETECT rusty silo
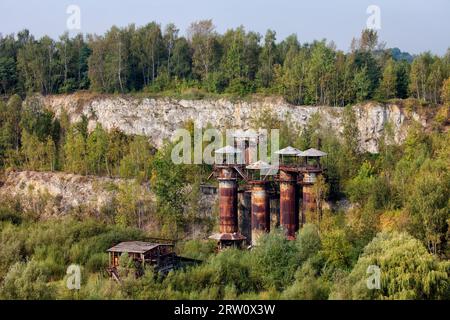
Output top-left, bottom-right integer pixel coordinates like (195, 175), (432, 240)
(275, 146), (302, 240)
(298, 148), (327, 224)
(247, 160), (272, 245)
(238, 190), (252, 244)
(209, 145), (246, 249)
(218, 165), (238, 233)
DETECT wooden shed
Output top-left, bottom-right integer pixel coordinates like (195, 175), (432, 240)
(107, 241), (175, 274)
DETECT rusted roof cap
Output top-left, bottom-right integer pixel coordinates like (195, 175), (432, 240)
(297, 148), (327, 157)
(274, 146), (301, 155)
(215, 145), (242, 154)
(208, 233), (247, 241)
(107, 241), (171, 254)
(246, 160), (272, 170)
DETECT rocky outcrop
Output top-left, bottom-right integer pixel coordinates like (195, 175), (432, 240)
(0, 170), (125, 216)
(0, 170), (218, 220)
(39, 94), (426, 153)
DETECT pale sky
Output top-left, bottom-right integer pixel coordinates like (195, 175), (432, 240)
(0, 0), (449, 55)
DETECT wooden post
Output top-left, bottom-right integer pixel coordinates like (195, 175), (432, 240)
(157, 246), (161, 268)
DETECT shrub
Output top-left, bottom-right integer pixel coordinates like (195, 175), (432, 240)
(252, 229), (299, 290)
(330, 232), (450, 300)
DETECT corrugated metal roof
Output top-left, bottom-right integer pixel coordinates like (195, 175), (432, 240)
(107, 241), (171, 254)
(274, 146), (302, 155)
(297, 148), (327, 157)
(215, 145), (242, 154)
(246, 160), (272, 170)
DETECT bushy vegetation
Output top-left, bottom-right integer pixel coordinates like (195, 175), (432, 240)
(0, 211), (447, 300)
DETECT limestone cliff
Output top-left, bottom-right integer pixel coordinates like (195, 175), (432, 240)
(0, 170), (217, 220)
(0, 170), (125, 217)
(38, 93), (430, 153)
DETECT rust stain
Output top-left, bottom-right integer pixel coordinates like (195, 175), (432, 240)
(279, 170), (299, 239)
(251, 182), (270, 245)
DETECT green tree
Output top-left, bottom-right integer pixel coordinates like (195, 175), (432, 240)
(0, 33), (20, 95)
(406, 165), (449, 254)
(320, 228), (354, 270)
(17, 35), (61, 94)
(0, 260), (56, 299)
(0, 95), (22, 164)
(346, 161), (376, 205)
(330, 232), (450, 300)
(86, 124), (109, 175)
(163, 23), (179, 78)
(295, 223), (322, 263)
(188, 20), (218, 81)
(220, 27), (252, 94)
(119, 135), (153, 181)
(252, 229), (299, 290)
(257, 30), (277, 88)
(115, 181), (153, 229)
(106, 128), (130, 177)
(150, 141), (187, 233)
(379, 58), (397, 99)
(281, 261), (330, 299)
(441, 77), (450, 104)
(341, 106), (361, 178)
(306, 41), (336, 105)
(409, 52), (433, 101)
(276, 45), (308, 104)
(64, 124), (87, 174)
(171, 37), (192, 79)
(353, 66), (371, 102)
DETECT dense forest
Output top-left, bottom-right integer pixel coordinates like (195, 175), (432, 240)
(0, 20), (449, 300)
(1, 21), (450, 105)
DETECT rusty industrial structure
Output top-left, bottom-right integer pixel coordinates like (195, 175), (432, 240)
(276, 147), (301, 240)
(208, 131), (327, 249)
(208, 145), (247, 249)
(299, 148), (328, 224)
(247, 160), (272, 245)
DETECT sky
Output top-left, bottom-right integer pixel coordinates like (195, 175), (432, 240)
(0, 0), (449, 55)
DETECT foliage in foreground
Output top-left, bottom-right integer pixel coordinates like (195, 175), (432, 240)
(0, 213), (448, 300)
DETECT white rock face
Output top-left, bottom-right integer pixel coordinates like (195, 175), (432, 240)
(0, 170), (124, 216)
(0, 170), (218, 219)
(41, 94), (421, 153)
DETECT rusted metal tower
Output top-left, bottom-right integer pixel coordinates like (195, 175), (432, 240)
(275, 146), (302, 240)
(246, 160), (273, 245)
(205, 138), (328, 246)
(298, 148), (327, 225)
(233, 130), (259, 245)
(209, 145), (247, 250)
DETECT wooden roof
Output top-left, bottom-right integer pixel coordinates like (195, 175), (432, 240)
(107, 241), (173, 254)
(274, 146), (302, 155)
(297, 148), (327, 157)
